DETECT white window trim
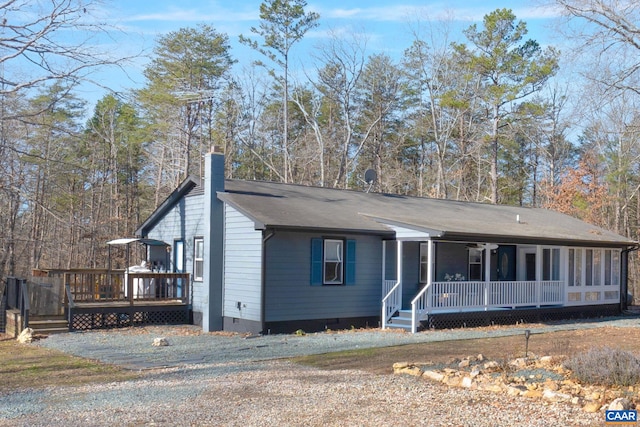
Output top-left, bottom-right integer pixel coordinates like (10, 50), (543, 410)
(323, 239), (344, 285)
(194, 237), (204, 282)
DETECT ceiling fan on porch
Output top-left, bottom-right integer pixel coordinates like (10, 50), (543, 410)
(466, 243), (499, 251)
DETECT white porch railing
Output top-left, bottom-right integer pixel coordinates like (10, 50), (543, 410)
(409, 280), (563, 333)
(381, 280), (401, 329)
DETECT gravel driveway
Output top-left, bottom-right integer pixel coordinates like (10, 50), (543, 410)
(2, 316), (639, 426)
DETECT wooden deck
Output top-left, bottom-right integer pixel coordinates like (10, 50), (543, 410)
(31, 269), (192, 331)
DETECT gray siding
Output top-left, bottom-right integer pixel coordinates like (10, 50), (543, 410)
(223, 204), (262, 322)
(145, 193), (208, 316)
(264, 231), (383, 322)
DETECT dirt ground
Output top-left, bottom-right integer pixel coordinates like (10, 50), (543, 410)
(293, 325), (640, 374)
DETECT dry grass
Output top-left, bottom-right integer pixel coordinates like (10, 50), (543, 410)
(0, 337), (140, 394)
(2, 325), (640, 393)
(292, 326), (640, 375)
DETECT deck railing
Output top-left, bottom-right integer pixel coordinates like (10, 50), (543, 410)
(409, 280), (564, 332)
(41, 269), (190, 306)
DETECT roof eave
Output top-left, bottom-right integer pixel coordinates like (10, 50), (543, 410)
(136, 176), (200, 237)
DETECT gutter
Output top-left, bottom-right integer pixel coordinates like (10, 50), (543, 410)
(261, 229), (276, 334)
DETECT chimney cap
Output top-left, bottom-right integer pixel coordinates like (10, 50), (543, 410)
(211, 145), (224, 154)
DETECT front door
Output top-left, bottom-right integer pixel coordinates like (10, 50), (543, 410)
(497, 245), (516, 281)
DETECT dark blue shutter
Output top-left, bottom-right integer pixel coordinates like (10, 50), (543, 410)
(345, 239), (356, 285)
(311, 238), (323, 285)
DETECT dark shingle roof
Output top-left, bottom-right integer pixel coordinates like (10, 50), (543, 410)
(220, 179), (635, 247)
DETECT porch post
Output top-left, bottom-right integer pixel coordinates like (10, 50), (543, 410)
(397, 240), (403, 292)
(413, 240), (432, 334)
(381, 240), (387, 329)
(397, 241), (404, 330)
(484, 245), (491, 310)
(536, 245), (542, 307)
(427, 239), (433, 305)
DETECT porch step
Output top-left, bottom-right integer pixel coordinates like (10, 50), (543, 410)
(29, 315), (68, 335)
(387, 310), (415, 331)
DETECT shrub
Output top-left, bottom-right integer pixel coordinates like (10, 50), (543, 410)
(564, 346), (640, 387)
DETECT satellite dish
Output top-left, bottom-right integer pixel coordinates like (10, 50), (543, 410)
(364, 169), (377, 185)
(363, 169), (377, 193)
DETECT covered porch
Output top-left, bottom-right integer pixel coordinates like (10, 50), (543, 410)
(380, 223), (624, 332)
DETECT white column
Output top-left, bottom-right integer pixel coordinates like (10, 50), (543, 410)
(397, 240), (403, 293)
(536, 245), (543, 307)
(381, 240), (387, 329)
(484, 245), (491, 310)
(427, 239), (433, 289)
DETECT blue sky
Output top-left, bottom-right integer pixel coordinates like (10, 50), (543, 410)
(83, 0), (564, 106)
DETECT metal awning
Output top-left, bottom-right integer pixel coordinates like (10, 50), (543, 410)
(107, 238), (170, 246)
(107, 238), (170, 271)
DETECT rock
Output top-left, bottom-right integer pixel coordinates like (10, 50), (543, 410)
(480, 384), (504, 393)
(539, 355), (555, 365)
(461, 377), (473, 388)
(444, 376), (461, 387)
(586, 392), (601, 401)
(509, 358), (527, 369)
(523, 390), (543, 399)
(506, 386), (525, 396)
(458, 359), (471, 369)
(422, 370), (444, 382)
(392, 362), (409, 370)
(477, 353), (485, 362)
(483, 361), (499, 371)
(470, 368), (481, 379)
(17, 328), (34, 344)
(403, 367), (423, 377)
(583, 402), (602, 413)
(609, 397), (634, 411)
(543, 389), (571, 402)
(152, 337), (170, 347)
(544, 380), (559, 391)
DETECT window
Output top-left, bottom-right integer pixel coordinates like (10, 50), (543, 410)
(174, 240), (184, 273)
(324, 239), (343, 284)
(593, 250), (602, 286)
(612, 251), (620, 286)
(310, 238), (356, 286)
(585, 249), (593, 286)
(542, 248), (560, 281)
(574, 249), (583, 286)
(194, 237), (204, 281)
(568, 249), (574, 286)
(419, 243), (430, 283)
(468, 248), (482, 281)
(605, 250), (621, 286)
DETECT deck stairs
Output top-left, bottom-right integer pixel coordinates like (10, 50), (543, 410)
(386, 310), (414, 331)
(28, 315), (69, 335)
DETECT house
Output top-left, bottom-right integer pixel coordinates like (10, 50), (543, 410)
(136, 148), (638, 334)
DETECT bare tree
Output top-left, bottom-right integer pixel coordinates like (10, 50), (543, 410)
(554, 0), (640, 94)
(0, 0), (133, 96)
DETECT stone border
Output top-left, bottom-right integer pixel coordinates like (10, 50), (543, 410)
(393, 353), (638, 413)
